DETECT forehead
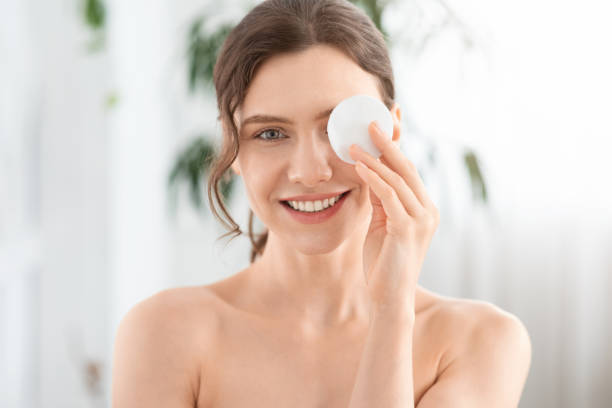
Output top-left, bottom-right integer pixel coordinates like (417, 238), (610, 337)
(237, 44), (382, 125)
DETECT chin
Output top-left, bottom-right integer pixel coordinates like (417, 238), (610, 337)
(290, 229), (351, 255)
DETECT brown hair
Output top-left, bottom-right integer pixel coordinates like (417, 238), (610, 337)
(208, 0), (395, 263)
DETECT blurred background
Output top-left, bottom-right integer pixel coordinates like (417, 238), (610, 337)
(1, 0), (611, 406)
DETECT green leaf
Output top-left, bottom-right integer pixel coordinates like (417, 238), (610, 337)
(104, 91), (119, 110)
(347, 0), (392, 44)
(187, 18), (234, 93)
(463, 149), (488, 203)
(167, 136), (235, 212)
(84, 0), (106, 31)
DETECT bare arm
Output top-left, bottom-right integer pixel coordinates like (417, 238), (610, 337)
(347, 302), (532, 408)
(348, 306), (416, 408)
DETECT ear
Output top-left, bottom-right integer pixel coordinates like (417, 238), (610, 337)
(222, 119), (242, 176)
(230, 161), (241, 176)
(390, 103), (402, 143)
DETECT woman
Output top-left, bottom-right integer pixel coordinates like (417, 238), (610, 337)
(111, 0), (532, 407)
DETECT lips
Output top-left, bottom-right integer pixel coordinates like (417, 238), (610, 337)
(281, 189), (350, 224)
(280, 190), (350, 208)
(279, 190), (350, 202)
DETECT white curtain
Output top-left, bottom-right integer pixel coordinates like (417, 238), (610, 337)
(0, 0), (41, 406)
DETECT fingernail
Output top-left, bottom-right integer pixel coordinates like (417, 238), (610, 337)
(350, 144), (361, 152)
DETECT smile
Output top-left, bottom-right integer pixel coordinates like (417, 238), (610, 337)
(280, 191), (351, 224)
(283, 192), (345, 212)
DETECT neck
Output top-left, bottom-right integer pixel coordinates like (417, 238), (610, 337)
(245, 229), (428, 334)
(249, 230), (371, 329)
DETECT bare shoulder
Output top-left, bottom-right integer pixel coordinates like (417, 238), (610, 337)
(416, 293), (532, 407)
(112, 286), (221, 407)
(430, 294), (531, 368)
(117, 285), (221, 347)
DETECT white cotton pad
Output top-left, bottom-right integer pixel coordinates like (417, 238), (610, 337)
(327, 94), (394, 164)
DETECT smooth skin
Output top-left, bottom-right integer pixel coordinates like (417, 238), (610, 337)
(111, 44), (531, 407)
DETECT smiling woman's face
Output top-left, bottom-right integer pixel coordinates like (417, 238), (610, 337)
(230, 44), (398, 254)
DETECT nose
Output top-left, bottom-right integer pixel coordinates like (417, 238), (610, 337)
(287, 129), (333, 187)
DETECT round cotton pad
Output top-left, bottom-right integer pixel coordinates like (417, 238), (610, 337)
(327, 94), (394, 164)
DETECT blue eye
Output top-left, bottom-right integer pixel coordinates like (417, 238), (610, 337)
(254, 128), (286, 142)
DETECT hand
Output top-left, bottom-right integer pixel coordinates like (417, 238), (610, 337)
(349, 121), (440, 313)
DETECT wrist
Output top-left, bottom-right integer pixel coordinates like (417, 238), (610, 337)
(370, 299), (416, 324)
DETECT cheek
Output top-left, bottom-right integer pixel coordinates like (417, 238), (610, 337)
(242, 162), (282, 202)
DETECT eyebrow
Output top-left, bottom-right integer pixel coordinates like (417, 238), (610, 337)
(240, 106), (335, 128)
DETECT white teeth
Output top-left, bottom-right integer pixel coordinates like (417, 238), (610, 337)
(287, 193), (344, 212)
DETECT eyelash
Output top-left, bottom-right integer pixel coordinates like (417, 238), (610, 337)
(253, 127), (329, 142)
(253, 128), (287, 142)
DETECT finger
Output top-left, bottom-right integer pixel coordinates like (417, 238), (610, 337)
(368, 121), (435, 209)
(349, 143), (424, 218)
(354, 160), (410, 230)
